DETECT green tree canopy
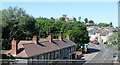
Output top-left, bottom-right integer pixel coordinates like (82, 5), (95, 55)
(59, 17), (65, 22)
(2, 7), (36, 49)
(73, 17), (76, 22)
(108, 32), (118, 44)
(2, 7), (90, 51)
(36, 17), (89, 51)
(78, 16), (81, 21)
(84, 18), (88, 23)
(97, 22), (113, 27)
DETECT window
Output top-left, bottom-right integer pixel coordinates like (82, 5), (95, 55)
(37, 56), (39, 59)
(51, 52), (54, 59)
(47, 53), (52, 59)
(45, 53), (47, 59)
(53, 51), (56, 59)
(42, 55), (44, 60)
(60, 50), (62, 57)
(55, 51), (59, 59)
(39, 55), (42, 59)
(70, 47), (71, 53)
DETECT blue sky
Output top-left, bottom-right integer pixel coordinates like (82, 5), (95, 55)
(2, 2), (118, 27)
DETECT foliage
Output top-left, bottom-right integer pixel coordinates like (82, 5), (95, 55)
(108, 32), (118, 44)
(2, 7), (89, 51)
(2, 39), (11, 50)
(2, 53), (15, 59)
(36, 18), (89, 50)
(118, 28), (120, 50)
(118, 51), (120, 60)
(97, 22), (113, 27)
(73, 17), (76, 22)
(59, 17), (65, 22)
(89, 20), (94, 23)
(78, 16), (81, 21)
(84, 18), (88, 23)
(2, 7), (36, 49)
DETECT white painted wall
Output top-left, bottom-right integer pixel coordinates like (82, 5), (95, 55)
(101, 36), (108, 43)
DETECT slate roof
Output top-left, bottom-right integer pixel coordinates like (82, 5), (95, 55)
(100, 29), (109, 36)
(88, 26), (117, 36)
(88, 29), (100, 34)
(16, 39), (76, 58)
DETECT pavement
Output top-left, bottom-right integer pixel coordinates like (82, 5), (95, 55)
(83, 51), (98, 60)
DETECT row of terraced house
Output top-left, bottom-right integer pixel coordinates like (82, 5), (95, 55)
(1, 34), (78, 60)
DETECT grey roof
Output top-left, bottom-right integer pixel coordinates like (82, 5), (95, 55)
(100, 29), (109, 36)
(88, 29), (96, 34)
(88, 28), (100, 34)
(107, 27), (115, 32)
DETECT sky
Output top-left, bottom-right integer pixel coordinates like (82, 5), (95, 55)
(1, 0), (119, 2)
(1, 2), (118, 27)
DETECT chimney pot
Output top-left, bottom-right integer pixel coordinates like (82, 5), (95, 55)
(47, 35), (52, 42)
(58, 34), (62, 41)
(66, 35), (70, 40)
(32, 36), (37, 44)
(11, 38), (17, 56)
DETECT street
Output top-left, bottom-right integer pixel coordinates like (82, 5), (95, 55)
(83, 43), (118, 65)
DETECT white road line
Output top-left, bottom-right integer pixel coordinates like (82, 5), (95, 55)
(104, 52), (110, 60)
(103, 49), (113, 62)
(88, 52), (99, 60)
(85, 52), (99, 63)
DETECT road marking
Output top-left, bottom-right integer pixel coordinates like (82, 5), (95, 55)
(103, 49), (114, 62)
(85, 52), (99, 63)
(88, 52), (98, 60)
(103, 51), (110, 61)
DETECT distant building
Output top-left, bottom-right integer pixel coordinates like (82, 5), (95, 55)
(62, 14), (74, 22)
(87, 26), (117, 44)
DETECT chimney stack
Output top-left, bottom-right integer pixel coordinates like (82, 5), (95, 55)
(47, 35), (52, 42)
(66, 35), (70, 40)
(11, 38), (17, 56)
(32, 36), (37, 44)
(58, 34), (62, 41)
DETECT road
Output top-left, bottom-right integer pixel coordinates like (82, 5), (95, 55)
(83, 43), (118, 65)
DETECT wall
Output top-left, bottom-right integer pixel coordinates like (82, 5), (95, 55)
(30, 45), (76, 60)
(101, 36), (108, 43)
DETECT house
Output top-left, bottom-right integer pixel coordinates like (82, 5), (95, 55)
(99, 28), (109, 43)
(62, 14), (75, 22)
(87, 26), (117, 44)
(1, 34), (77, 60)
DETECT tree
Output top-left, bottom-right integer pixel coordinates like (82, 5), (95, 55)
(59, 17), (65, 22)
(110, 22), (113, 27)
(50, 17), (55, 21)
(2, 7), (36, 49)
(84, 18), (88, 23)
(97, 22), (112, 27)
(73, 17), (76, 22)
(36, 17), (89, 51)
(108, 32), (118, 44)
(89, 20), (94, 23)
(78, 16), (81, 21)
(61, 22), (89, 51)
(2, 7), (90, 52)
(89, 20), (94, 26)
(2, 53), (15, 59)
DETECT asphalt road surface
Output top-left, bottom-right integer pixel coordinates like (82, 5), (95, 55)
(83, 43), (118, 65)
